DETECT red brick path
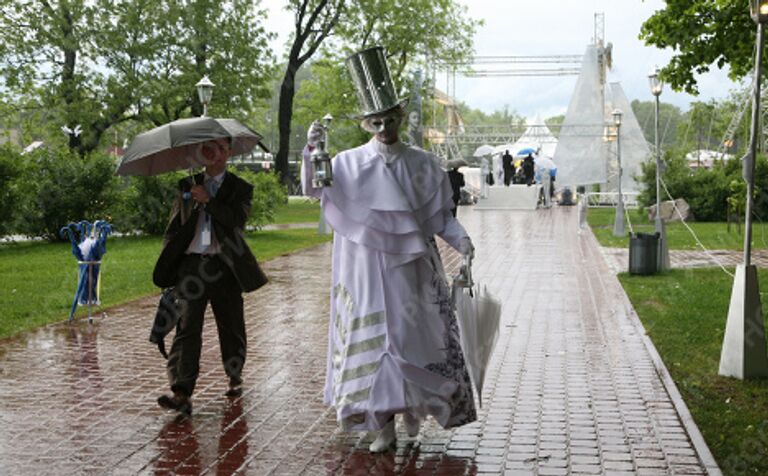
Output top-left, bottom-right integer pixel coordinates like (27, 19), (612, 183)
(0, 207), (717, 475)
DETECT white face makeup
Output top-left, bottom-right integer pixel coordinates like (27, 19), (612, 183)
(361, 110), (403, 144)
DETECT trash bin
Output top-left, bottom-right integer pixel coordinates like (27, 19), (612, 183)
(629, 232), (659, 275)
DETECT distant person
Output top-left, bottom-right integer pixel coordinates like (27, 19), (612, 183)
(502, 150), (515, 186)
(480, 157), (492, 197)
(448, 165), (465, 217)
(522, 154), (535, 186)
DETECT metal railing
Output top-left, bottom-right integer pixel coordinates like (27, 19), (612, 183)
(585, 191), (640, 209)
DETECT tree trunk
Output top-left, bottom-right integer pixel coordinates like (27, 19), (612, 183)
(276, 63), (299, 187)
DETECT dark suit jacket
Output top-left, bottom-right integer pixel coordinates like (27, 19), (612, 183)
(153, 171), (268, 293)
(447, 169), (465, 204)
(502, 153), (514, 171)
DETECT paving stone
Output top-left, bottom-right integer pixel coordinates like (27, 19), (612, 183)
(0, 208), (714, 475)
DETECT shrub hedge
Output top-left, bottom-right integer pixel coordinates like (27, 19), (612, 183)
(636, 151), (768, 222)
(1, 145), (288, 240)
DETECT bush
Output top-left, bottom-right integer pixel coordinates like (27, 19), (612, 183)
(637, 150), (768, 222)
(234, 167), (287, 229)
(0, 144), (25, 235)
(112, 172), (185, 235)
(15, 146), (120, 241)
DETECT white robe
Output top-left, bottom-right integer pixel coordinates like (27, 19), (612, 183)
(303, 139), (477, 431)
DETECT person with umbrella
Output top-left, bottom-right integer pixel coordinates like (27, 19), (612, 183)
(522, 152), (535, 186)
(303, 46), (477, 452)
(152, 137), (268, 415)
(118, 119), (269, 415)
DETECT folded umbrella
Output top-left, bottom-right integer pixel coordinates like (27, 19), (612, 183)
(115, 117), (267, 176)
(453, 261), (501, 406)
(60, 221), (112, 321)
(150, 287), (182, 359)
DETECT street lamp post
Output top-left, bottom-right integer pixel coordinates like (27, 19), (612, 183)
(719, 0), (768, 379)
(195, 75), (215, 117)
(612, 109), (625, 237)
(649, 67), (670, 271)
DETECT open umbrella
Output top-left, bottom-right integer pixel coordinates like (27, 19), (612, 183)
(446, 158), (468, 169)
(515, 147), (537, 159)
(493, 143), (516, 155)
(473, 144), (495, 157)
(115, 117), (266, 176)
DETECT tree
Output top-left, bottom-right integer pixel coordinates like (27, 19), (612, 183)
(274, 0), (345, 186)
(287, 0), (481, 167)
(630, 99), (683, 151)
(337, 0), (481, 86)
(639, 1), (753, 94)
(293, 58), (368, 153)
(0, 0), (275, 154)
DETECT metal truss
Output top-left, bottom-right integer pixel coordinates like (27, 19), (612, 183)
(449, 124), (608, 147)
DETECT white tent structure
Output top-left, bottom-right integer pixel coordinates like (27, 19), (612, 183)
(512, 115), (558, 158)
(552, 45), (649, 192)
(606, 82), (650, 192)
(553, 45), (606, 189)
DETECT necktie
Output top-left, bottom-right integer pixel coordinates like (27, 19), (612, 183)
(201, 177), (220, 247)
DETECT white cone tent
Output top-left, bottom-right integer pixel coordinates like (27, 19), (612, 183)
(511, 114), (558, 158)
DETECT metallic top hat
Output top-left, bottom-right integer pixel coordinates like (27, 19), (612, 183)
(346, 46), (408, 118)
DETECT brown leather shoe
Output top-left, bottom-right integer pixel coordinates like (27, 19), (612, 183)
(157, 392), (192, 415)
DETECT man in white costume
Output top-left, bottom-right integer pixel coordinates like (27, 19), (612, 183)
(302, 47), (477, 453)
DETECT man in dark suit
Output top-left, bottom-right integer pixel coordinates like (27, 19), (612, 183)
(447, 165), (465, 217)
(522, 153), (535, 186)
(154, 138), (268, 415)
(502, 150), (515, 186)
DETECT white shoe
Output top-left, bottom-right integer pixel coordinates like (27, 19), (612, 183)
(369, 420), (396, 452)
(403, 412), (421, 437)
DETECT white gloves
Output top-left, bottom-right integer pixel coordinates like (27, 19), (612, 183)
(307, 121), (324, 147)
(459, 237), (475, 259)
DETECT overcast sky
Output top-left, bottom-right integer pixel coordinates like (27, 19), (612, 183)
(261, 0), (742, 119)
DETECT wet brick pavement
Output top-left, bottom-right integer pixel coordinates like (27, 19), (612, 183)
(0, 206), (719, 475)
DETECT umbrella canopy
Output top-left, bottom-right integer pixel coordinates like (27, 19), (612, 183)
(515, 147), (537, 159)
(446, 158), (468, 169)
(473, 144), (495, 157)
(116, 117), (266, 176)
(493, 143), (516, 155)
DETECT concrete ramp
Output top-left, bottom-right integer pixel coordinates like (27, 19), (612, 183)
(474, 184), (540, 210)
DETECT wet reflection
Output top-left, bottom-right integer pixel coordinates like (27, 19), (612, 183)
(216, 399), (248, 475)
(153, 399), (250, 475)
(322, 438), (478, 474)
(155, 416), (201, 475)
(66, 324), (102, 389)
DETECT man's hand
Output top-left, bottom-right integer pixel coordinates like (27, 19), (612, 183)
(307, 121), (324, 147)
(190, 184), (210, 204)
(459, 237), (475, 259)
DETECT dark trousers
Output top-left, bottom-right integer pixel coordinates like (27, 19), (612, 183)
(167, 254), (246, 396)
(503, 168), (514, 186)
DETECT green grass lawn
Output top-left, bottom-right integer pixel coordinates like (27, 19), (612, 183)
(588, 207), (768, 250)
(272, 196), (321, 224)
(0, 228), (331, 340)
(620, 269), (768, 474)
